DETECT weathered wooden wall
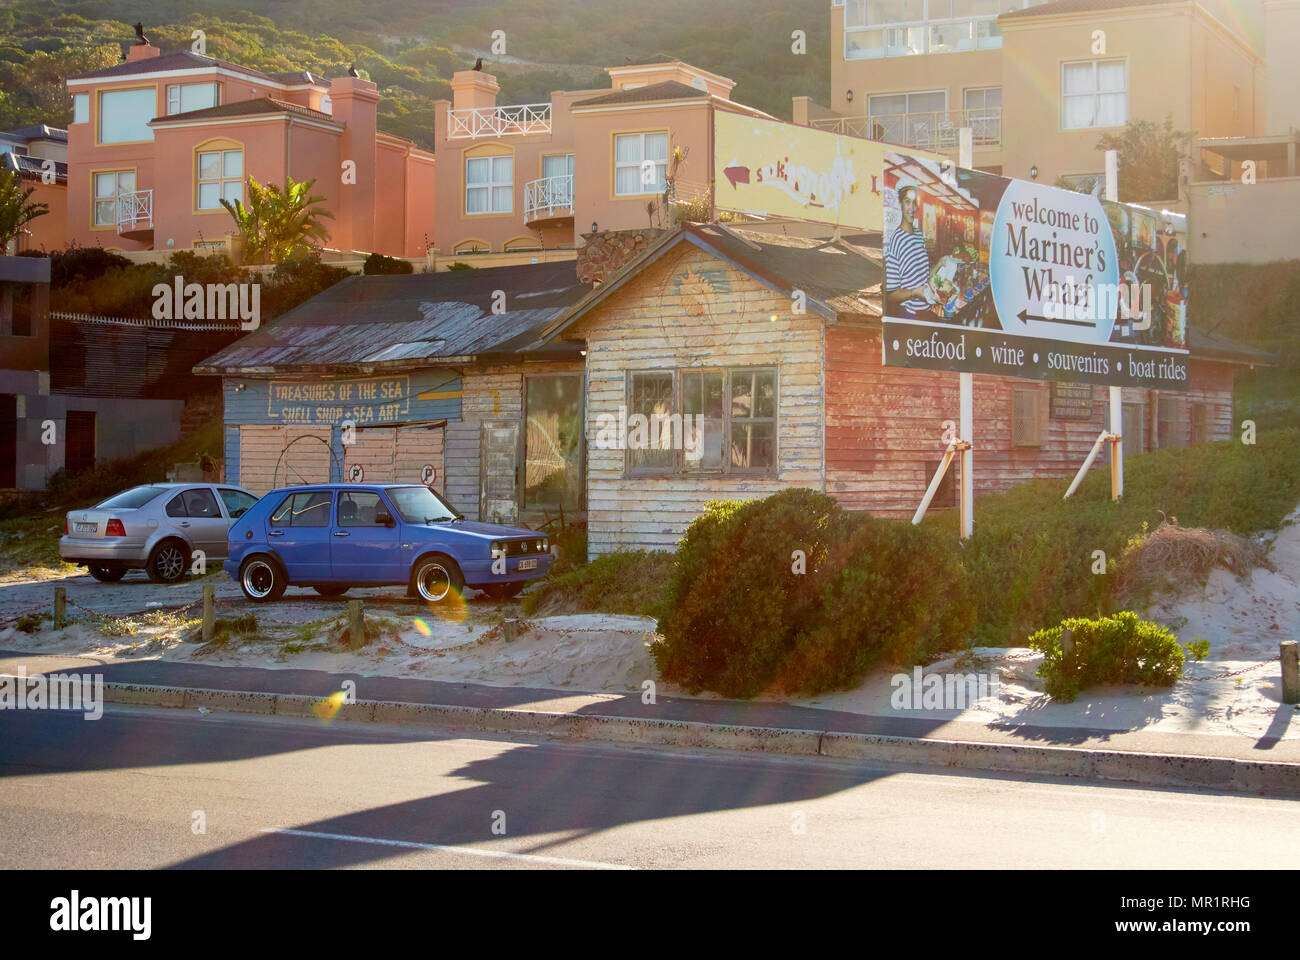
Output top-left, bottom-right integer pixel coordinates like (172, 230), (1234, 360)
(576, 245), (826, 557)
(825, 325), (1237, 516)
(443, 360), (584, 521)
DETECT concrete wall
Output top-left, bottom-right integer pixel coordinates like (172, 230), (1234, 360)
(1187, 176), (1300, 262)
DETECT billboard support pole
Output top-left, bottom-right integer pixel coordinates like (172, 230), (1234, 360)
(1103, 149), (1124, 501)
(958, 127), (975, 538)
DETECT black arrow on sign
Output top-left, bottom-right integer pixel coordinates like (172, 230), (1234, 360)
(1017, 308), (1096, 328)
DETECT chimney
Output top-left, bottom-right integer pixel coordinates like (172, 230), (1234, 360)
(576, 228), (667, 284)
(126, 43), (161, 62)
(451, 70), (499, 112)
(329, 75), (380, 253)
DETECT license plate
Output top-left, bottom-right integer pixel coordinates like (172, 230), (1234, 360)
(518, 558), (537, 571)
(75, 522), (97, 534)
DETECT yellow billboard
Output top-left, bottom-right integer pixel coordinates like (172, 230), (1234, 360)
(713, 110), (943, 231)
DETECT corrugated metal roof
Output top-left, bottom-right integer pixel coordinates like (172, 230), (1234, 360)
(195, 260), (591, 375)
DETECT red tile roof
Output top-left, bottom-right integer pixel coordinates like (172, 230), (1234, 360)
(150, 96), (337, 125)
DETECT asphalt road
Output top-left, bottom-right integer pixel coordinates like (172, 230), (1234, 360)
(2, 706), (1298, 869)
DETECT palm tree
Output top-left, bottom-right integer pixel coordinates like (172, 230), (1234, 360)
(221, 175), (334, 264)
(0, 166), (50, 253)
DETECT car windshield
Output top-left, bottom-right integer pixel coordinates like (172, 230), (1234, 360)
(95, 485), (169, 510)
(386, 486), (461, 524)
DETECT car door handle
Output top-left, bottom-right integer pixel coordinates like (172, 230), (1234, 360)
(268, 530), (284, 537)
(179, 521), (191, 527)
(333, 531), (350, 537)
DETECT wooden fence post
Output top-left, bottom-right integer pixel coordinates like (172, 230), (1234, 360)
(1282, 641), (1299, 705)
(202, 585), (215, 643)
(348, 599), (365, 650)
(53, 587), (66, 629)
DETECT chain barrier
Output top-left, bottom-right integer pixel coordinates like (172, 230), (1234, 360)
(63, 596), (202, 622)
(1183, 656), (1280, 682)
(0, 602), (55, 625)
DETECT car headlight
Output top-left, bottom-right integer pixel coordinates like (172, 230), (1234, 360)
(490, 540), (504, 558)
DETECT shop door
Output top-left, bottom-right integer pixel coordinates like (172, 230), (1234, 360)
(480, 421), (520, 524)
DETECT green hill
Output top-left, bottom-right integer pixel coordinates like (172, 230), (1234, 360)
(0, 0), (830, 150)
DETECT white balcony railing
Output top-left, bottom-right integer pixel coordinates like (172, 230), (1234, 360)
(116, 189), (153, 234)
(812, 108), (1002, 151)
(447, 103), (551, 139)
(523, 174), (574, 222)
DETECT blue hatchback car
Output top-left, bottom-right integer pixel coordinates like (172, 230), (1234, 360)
(224, 484), (553, 603)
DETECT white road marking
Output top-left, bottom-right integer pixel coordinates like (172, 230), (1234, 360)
(260, 827), (632, 869)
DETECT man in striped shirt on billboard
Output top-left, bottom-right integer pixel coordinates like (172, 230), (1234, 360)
(884, 185), (933, 320)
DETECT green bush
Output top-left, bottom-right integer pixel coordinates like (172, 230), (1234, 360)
(1027, 611), (1184, 702)
(362, 252), (415, 275)
(654, 490), (844, 698)
(781, 514), (974, 694)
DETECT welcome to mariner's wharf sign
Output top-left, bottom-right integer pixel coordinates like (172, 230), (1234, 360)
(879, 150), (1190, 390)
(267, 376), (411, 424)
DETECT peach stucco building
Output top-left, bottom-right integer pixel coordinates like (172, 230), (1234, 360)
(430, 57), (775, 256)
(799, 0), (1264, 198)
(64, 42), (435, 258)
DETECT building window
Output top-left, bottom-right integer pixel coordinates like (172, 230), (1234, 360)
(525, 375), (583, 510)
(1012, 388), (1047, 446)
(625, 367), (777, 476)
(1062, 58), (1127, 130)
(1190, 403), (1209, 444)
(843, 0), (1018, 59)
(466, 154), (512, 214)
(964, 86), (1001, 143)
(166, 82), (219, 116)
(93, 170), (135, 227)
(97, 87), (155, 144)
(614, 132), (668, 196)
(504, 237), (543, 252)
(1157, 396), (1186, 448)
(73, 94), (89, 125)
(197, 148), (243, 209)
(867, 90), (947, 145)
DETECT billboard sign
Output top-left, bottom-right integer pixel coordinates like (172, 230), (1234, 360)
(713, 112), (944, 230)
(881, 151), (1189, 389)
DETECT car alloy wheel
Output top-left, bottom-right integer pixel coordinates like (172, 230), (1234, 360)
(242, 559), (278, 600)
(413, 557), (461, 604)
(148, 542), (187, 583)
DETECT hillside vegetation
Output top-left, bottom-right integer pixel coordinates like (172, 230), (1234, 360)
(0, 0), (829, 149)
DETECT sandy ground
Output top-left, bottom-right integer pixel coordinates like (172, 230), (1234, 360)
(2, 512), (1296, 742)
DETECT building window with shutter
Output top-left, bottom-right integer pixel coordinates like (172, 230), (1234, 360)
(1011, 387), (1046, 446)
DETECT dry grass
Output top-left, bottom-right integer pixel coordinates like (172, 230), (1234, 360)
(1114, 519), (1272, 602)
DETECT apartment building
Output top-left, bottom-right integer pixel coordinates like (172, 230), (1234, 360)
(430, 57), (773, 256)
(802, 0), (1262, 198)
(1186, 0), (1299, 262)
(63, 41), (435, 258)
(0, 125), (68, 254)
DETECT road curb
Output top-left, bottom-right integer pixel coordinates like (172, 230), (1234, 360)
(101, 681), (1300, 797)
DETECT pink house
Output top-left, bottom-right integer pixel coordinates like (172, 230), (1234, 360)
(431, 56), (776, 257)
(65, 42), (435, 258)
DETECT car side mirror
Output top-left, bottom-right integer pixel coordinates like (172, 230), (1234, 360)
(374, 510), (395, 527)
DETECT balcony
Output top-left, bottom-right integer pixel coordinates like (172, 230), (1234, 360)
(116, 189), (153, 241)
(447, 103), (551, 139)
(812, 108), (1002, 153)
(524, 174), (574, 225)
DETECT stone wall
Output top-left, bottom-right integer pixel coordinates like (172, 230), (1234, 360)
(575, 228), (667, 284)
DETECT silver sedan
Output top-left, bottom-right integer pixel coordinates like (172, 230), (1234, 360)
(59, 483), (260, 583)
